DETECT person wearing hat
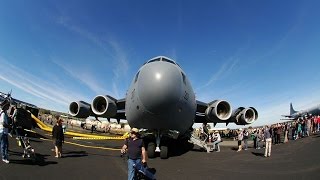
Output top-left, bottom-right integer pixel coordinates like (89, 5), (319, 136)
(0, 100), (11, 163)
(212, 130), (221, 152)
(121, 128), (147, 180)
(52, 115), (64, 158)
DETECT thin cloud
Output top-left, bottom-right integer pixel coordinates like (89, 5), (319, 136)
(196, 57), (240, 91)
(52, 59), (111, 95)
(0, 56), (78, 108)
(56, 17), (130, 98)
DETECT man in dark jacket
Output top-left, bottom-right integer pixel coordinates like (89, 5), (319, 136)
(52, 116), (64, 158)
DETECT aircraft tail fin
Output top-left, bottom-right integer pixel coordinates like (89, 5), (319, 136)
(290, 103), (298, 115)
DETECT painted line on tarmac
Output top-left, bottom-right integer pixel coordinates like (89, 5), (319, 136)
(72, 136), (126, 140)
(39, 138), (121, 151)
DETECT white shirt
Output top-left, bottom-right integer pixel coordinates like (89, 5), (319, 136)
(0, 111), (9, 134)
(213, 133), (221, 142)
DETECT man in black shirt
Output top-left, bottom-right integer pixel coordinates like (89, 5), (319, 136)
(121, 128), (147, 180)
(52, 116), (64, 158)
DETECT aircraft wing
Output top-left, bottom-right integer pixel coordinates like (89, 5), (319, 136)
(10, 97), (37, 108)
(194, 100), (208, 123)
(113, 98), (126, 120)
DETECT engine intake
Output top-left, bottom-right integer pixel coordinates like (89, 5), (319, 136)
(69, 101), (92, 118)
(91, 95), (117, 118)
(249, 107), (258, 120)
(205, 100), (232, 122)
(232, 107), (256, 125)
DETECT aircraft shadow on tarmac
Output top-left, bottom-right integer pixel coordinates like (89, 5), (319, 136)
(8, 150), (57, 166)
(167, 141), (194, 157)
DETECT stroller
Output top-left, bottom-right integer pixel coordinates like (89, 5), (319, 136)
(17, 132), (36, 162)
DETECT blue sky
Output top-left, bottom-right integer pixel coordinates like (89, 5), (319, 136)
(1, 0), (320, 128)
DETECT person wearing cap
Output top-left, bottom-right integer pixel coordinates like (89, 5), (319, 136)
(121, 128), (147, 180)
(0, 100), (11, 163)
(52, 115), (64, 158)
(212, 130), (221, 152)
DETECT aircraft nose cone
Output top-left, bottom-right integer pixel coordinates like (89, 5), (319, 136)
(138, 62), (182, 113)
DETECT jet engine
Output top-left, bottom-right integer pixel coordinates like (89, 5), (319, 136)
(91, 95), (117, 118)
(249, 107), (258, 121)
(231, 107), (256, 125)
(69, 101), (92, 118)
(205, 100), (232, 122)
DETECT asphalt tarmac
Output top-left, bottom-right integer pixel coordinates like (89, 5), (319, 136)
(0, 129), (319, 180)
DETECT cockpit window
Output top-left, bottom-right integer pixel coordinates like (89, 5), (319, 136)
(147, 58), (161, 64)
(134, 71), (140, 83)
(162, 58), (175, 65)
(181, 72), (186, 85)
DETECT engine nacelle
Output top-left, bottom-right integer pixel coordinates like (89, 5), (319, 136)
(205, 100), (232, 122)
(69, 101), (92, 118)
(232, 107), (256, 125)
(249, 107), (258, 120)
(91, 95), (117, 118)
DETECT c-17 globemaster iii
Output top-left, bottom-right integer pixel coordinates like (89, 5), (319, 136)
(69, 56), (258, 158)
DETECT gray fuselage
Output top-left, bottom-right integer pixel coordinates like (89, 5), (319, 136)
(125, 57), (196, 134)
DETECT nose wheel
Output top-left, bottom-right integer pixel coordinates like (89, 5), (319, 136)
(147, 142), (156, 158)
(160, 145), (168, 159)
(146, 130), (169, 159)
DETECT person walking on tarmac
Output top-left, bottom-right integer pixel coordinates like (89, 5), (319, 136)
(121, 128), (147, 180)
(52, 116), (64, 158)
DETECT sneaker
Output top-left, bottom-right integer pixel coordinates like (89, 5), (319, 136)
(2, 159), (9, 163)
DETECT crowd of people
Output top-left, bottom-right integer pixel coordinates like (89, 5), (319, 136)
(196, 114), (320, 157)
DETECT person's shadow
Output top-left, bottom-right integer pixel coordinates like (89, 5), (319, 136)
(251, 152), (264, 157)
(8, 150), (58, 166)
(62, 150), (88, 158)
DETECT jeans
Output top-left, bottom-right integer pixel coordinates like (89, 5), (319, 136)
(243, 139), (248, 149)
(254, 137), (260, 148)
(128, 158), (141, 180)
(213, 140), (221, 151)
(0, 133), (9, 160)
(265, 138), (272, 157)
